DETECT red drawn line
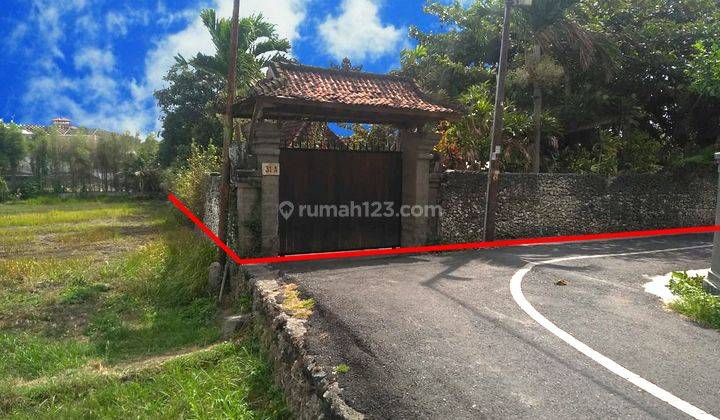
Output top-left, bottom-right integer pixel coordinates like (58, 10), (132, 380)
(168, 193), (244, 265)
(169, 193), (719, 266)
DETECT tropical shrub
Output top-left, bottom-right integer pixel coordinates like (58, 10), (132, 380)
(668, 272), (720, 330)
(165, 143), (221, 217)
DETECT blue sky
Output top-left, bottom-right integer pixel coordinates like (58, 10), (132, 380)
(0, 0), (456, 135)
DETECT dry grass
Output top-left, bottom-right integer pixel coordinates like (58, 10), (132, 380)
(280, 283), (315, 319)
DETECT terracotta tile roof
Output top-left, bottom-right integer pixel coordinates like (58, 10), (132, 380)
(249, 62), (456, 116)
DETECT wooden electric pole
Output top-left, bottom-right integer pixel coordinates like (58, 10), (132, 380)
(217, 0), (240, 265)
(482, 0), (513, 242)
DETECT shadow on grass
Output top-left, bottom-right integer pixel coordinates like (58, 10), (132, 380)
(78, 222), (222, 363)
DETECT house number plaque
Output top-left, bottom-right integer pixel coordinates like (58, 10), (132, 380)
(262, 163), (280, 176)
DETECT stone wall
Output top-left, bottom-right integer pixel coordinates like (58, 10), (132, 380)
(438, 172), (716, 243)
(201, 173), (221, 236)
(237, 266), (364, 420)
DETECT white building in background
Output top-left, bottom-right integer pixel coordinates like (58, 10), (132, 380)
(20, 117), (108, 140)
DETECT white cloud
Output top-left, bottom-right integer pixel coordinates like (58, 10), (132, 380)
(318, 0), (404, 62)
(137, 0), (310, 131)
(105, 9), (150, 37)
(74, 48), (118, 101)
(106, 11), (130, 36)
(74, 48), (116, 71)
(143, 0), (309, 89)
(215, 0), (309, 42)
(22, 45), (152, 134)
(75, 14), (100, 39)
(143, 17), (214, 92)
(7, 23), (28, 51)
(16, 0), (310, 135)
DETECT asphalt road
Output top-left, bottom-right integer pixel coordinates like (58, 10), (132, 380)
(277, 234), (720, 419)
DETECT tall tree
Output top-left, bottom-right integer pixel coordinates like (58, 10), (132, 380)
(514, 0), (609, 172)
(27, 130), (49, 187)
(405, 0), (720, 175)
(0, 122), (26, 187)
(155, 62), (224, 166)
(581, 0), (720, 151)
(179, 9), (291, 93)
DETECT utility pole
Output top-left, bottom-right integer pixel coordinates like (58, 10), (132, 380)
(217, 0), (240, 265)
(482, 0), (513, 242)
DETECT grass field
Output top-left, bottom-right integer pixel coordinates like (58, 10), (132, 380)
(0, 196), (287, 418)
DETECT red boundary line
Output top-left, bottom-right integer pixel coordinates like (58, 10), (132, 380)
(169, 193), (719, 266)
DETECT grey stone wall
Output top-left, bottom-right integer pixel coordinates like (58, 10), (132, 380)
(237, 266), (365, 420)
(201, 173), (221, 236)
(438, 172), (716, 243)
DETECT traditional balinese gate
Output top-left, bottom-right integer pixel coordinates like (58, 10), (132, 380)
(231, 61), (457, 257)
(278, 148), (402, 255)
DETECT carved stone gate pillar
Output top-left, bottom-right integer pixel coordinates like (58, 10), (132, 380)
(252, 121), (282, 256)
(399, 127), (440, 246)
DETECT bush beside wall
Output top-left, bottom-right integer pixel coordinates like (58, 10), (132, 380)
(438, 172), (716, 243)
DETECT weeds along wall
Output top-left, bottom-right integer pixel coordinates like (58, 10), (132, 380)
(438, 172), (716, 243)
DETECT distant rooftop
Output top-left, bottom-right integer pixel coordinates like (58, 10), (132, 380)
(19, 118), (109, 137)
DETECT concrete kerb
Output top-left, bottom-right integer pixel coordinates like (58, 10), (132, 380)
(237, 264), (364, 420)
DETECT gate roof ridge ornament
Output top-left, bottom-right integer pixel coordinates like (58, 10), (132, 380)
(231, 61), (459, 125)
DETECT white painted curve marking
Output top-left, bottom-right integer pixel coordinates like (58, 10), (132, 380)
(510, 245), (717, 420)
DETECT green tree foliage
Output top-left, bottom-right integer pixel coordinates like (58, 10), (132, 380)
(437, 83), (561, 171)
(579, 0), (720, 150)
(2, 123), (161, 197)
(180, 10), (291, 93)
(156, 10), (291, 168)
(404, 0), (720, 174)
(154, 62), (224, 166)
(687, 42), (720, 99)
(0, 122), (26, 181)
(166, 143), (221, 217)
(559, 130), (663, 176)
(339, 124), (399, 151)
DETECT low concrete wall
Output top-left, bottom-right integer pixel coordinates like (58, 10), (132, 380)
(438, 172), (716, 243)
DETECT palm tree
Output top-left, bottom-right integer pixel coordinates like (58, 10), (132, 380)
(179, 9), (291, 93)
(515, 0), (611, 173)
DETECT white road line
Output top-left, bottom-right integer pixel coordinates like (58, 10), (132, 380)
(510, 244), (717, 420)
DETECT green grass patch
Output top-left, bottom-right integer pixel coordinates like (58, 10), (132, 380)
(668, 272), (720, 329)
(0, 333), (95, 382)
(1, 339), (289, 419)
(0, 197), (287, 417)
(84, 297), (220, 363)
(0, 256), (94, 288)
(59, 282), (111, 305)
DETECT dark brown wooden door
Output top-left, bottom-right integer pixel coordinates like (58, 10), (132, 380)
(279, 148), (402, 255)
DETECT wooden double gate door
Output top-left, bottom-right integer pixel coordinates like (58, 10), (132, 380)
(279, 148), (402, 255)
